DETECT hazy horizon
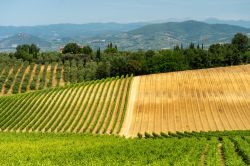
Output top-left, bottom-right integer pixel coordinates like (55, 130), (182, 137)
(0, 0), (249, 26)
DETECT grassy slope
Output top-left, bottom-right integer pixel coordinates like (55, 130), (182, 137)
(0, 75), (132, 135)
(0, 131), (249, 165)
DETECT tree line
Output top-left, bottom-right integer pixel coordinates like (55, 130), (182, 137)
(0, 33), (249, 81)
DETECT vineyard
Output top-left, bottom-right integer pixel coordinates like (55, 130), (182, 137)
(0, 131), (249, 165)
(1, 64), (250, 137)
(0, 59), (96, 96)
(0, 63), (250, 165)
(0, 61), (64, 96)
(121, 65), (250, 137)
(0, 75), (132, 135)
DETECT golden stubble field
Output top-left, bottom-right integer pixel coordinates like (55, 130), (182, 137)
(121, 65), (250, 137)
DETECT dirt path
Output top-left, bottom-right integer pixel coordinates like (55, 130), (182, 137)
(18, 66), (30, 93)
(120, 76), (139, 137)
(59, 68), (65, 86)
(1, 68), (13, 95)
(217, 142), (225, 166)
(36, 65), (44, 90)
(199, 144), (209, 166)
(44, 64), (51, 88)
(0, 68), (5, 79)
(27, 64), (37, 91)
(52, 64), (58, 87)
(0, 68), (5, 96)
(8, 65), (23, 94)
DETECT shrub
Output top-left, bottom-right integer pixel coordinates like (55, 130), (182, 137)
(137, 133), (143, 138)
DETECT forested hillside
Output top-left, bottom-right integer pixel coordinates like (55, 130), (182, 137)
(0, 21), (249, 51)
(0, 33), (249, 96)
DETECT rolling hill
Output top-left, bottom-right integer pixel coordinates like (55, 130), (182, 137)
(110, 20), (250, 50)
(0, 33), (51, 50)
(0, 23), (146, 51)
(122, 65), (250, 137)
(0, 75), (132, 134)
(0, 23), (146, 39)
(0, 65), (250, 137)
(0, 21), (250, 51)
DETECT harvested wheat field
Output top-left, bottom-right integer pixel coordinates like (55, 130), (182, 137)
(121, 65), (250, 137)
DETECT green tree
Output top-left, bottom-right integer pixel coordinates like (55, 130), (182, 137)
(96, 62), (111, 79)
(209, 44), (225, 67)
(232, 33), (249, 52)
(224, 44), (241, 65)
(189, 43), (195, 49)
(63, 43), (81, 54)
(104, 43), (118, 54)
(96, 48), (101, 62)
(243, 51), (250, 63)
(15, 44), (39, 61)
(84, 62), (97, 80)
(30, 44), (40, 59)
(81, 45), (93, 55)
(145, 50), (155, 59)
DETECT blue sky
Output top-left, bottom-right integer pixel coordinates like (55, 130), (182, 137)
(0, 0), (249, 26)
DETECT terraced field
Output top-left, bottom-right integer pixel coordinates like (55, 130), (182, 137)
(0, 75), (132, 135)
(121, 65), (250, 137)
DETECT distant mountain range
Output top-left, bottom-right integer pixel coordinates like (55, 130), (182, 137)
(107, 20), (250, 50)
(0, 33), (51, 50)
(204, 18), (250, 29)
(0, 20), (250, 51)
